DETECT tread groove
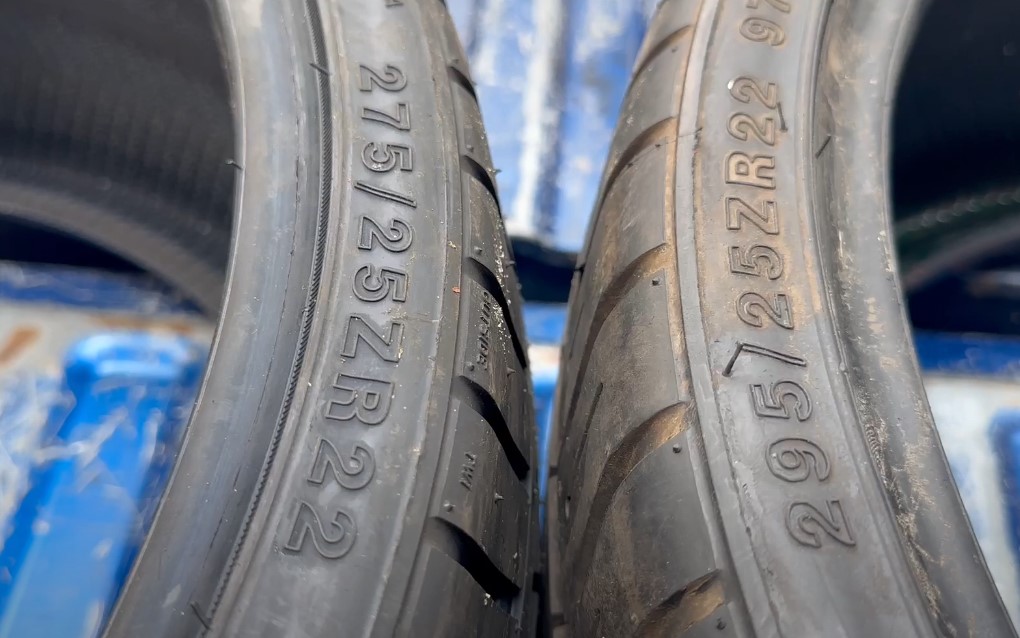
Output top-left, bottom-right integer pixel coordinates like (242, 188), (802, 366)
(575, 117), (677, 273)
(551, 4), (731, 638)
(424, 516), (520, 611)
(563, 243), (670, 428)
(632, 26), (693, 81)
(598, 117), (678, 217)
(567, 402), (691, 591)
(635, 571), (725, 637)
(454, 375), (530, 479)
(464, 256), (529, 367)
(463, 153), (500, 205)
(561, 382), (603, 487)
(392, 5), (538, 637)
(448, 64), (478, 100)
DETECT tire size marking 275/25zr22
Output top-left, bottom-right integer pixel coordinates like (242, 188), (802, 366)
(281, 1), (418, 560)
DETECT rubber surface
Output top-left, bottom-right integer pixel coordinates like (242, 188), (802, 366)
(549, 0), (1015, 636)
(0, 0), (234, 312)
(0, 0), (538, 635)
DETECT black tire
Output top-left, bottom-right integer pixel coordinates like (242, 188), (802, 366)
(0, 0), (234, 313)
(548, 1), (1014, 636)
(0, 0), (538, 636)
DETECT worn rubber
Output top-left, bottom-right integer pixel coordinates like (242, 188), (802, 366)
(110, 1), (539, 636)
(548, 0), (1015, 636)
(0, 0), (538, 636)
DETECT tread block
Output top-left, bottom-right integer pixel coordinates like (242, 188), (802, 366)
(559, 275), (684, 563)
(405, 546), (515, 638)
(604, 30), (689, 183)
(551, 3), (739, 638)
(574, 442), (719, 638)
(436, 6), (475, 87)
(456, 278), (533, 469)
(633, 0), (701, 75)
(436, 398), (531, 587)
(453, 82), (496, 177)
(465, 173), (526, 347)
(564, 141), (673, 399)
(546, 475), (566, 624)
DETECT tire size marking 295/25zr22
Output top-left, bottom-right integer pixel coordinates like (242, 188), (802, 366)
(723, 0), (855, 551)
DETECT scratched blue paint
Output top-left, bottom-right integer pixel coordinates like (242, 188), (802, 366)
(0, 333), (205, 638)
(0, 374), (70, 545)
(993, 411), (1020, 575)
(915, 332), (1020, 377)
(0, 262), (196, 314)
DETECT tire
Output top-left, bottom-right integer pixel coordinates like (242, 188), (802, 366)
(0, 0), (234, 313)
(548, 1), (1014, 636)
(0, 0), (538, 636)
